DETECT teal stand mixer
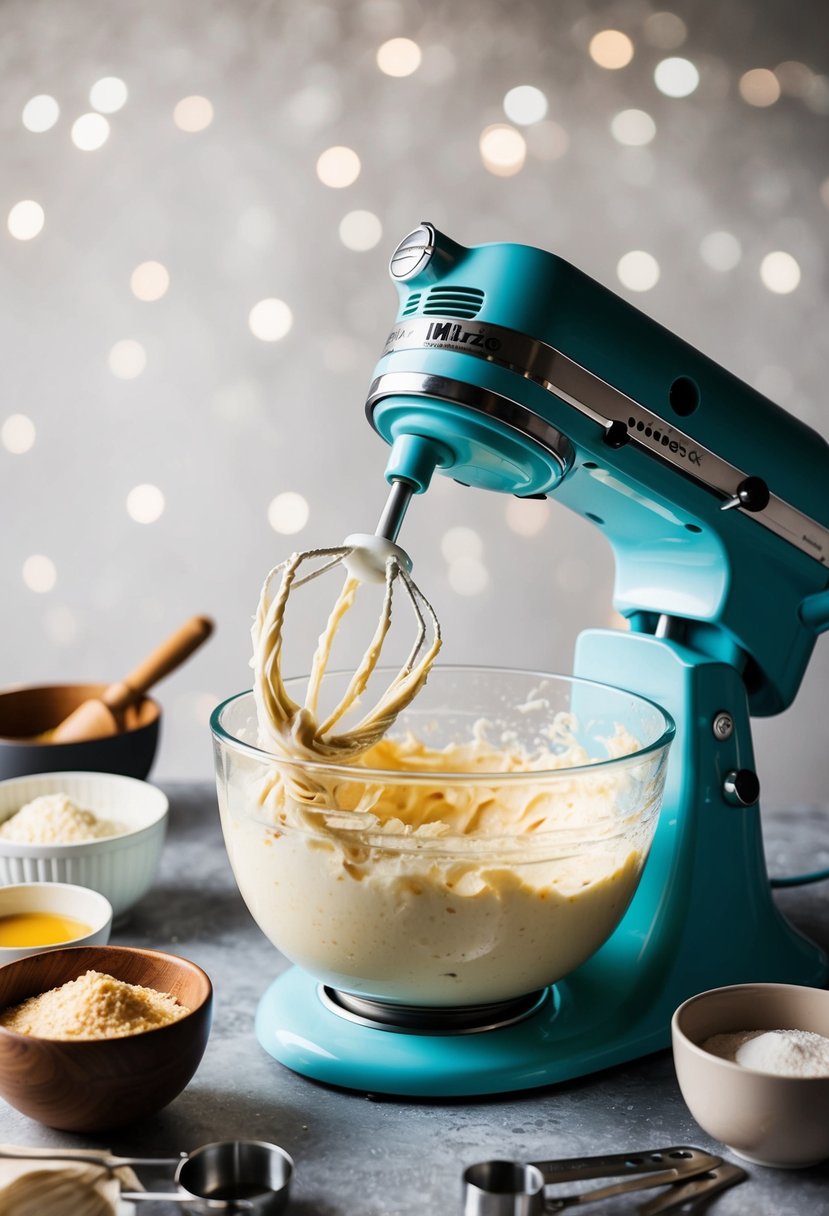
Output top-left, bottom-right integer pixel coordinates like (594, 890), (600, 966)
(255, 223), (829, 1095)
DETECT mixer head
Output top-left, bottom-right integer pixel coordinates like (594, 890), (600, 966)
(363, 223), (829, 715)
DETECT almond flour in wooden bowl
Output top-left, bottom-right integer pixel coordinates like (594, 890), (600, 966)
(0, 969), (190, 1040)
(0, 945), (212, 1130)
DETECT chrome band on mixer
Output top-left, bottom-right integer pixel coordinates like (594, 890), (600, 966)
(366, 371), (575, 473)
(374, 316), (829, 565)
(319, 985), (550, 1036)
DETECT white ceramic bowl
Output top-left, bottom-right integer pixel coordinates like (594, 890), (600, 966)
(672, 983), (829, 1168)
(0, 882), (112, 963)
(0, 773), (168, 920)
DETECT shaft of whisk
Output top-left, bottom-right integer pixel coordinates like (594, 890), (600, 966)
(375, 480), (415, 544)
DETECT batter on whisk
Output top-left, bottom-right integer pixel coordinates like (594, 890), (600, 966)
(252, 521), (441, 764)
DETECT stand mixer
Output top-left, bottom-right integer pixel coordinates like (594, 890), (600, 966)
(251, 223), (829, 1095)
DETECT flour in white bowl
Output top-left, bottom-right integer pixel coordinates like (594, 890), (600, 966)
(702, 1028), (829, 1078)
(0, 793), (126, 844)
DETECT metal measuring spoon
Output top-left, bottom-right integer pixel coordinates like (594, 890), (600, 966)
(122, 1140), (294, 1214)
(462, 1146), (723, 1215)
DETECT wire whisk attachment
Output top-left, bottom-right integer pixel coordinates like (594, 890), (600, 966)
(252, 537), (441, 765)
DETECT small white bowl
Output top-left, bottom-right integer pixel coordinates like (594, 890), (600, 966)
(0, 773), (168, 919)
(0, 882), (112, 963)
(672, 982), (829, 1168)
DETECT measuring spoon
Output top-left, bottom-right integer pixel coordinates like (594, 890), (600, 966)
(122, 1140), (294, 1214)
(462, 1147), (722, 1215)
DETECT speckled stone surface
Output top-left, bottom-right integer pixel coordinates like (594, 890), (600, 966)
(1, 784), (827, 1215)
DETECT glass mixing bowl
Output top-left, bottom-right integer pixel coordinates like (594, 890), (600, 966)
(211, 668), (674, 1007)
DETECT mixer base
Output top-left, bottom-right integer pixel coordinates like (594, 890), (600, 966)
(257, 630), (828, 1097)
(255, 966), (666, 1097)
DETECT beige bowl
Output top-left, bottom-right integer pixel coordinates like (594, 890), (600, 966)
(672, 983), (829, 1168)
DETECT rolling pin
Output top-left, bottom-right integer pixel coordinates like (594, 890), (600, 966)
(50, 616), (214, 743)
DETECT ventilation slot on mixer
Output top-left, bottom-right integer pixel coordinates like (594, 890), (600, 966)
(422, 286), (485, 319)
(401, 292), (422, 317)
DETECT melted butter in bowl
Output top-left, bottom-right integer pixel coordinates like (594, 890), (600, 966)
(0, 883), (113, 963)
(0, 912), (92, 948)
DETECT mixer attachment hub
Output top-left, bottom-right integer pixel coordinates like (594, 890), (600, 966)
(342, 533), (412, 583)
(319, 986), (549, 1036)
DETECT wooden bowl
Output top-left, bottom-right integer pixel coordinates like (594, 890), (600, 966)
(0, 684), (160, 781)
(0, 945), (212, 1131)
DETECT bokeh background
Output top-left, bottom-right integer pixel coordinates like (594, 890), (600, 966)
(2, 0), (828, 808)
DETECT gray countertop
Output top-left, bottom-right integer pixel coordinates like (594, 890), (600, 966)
(2, 784), (827, 1215)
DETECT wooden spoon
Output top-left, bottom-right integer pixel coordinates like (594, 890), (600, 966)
(49, 616), (214, 743)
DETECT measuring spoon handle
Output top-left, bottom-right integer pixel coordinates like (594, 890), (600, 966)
(121, 1194), (254, 1211)
(530, 1146), (717, 1185)
(0, 1147), (181, 1171)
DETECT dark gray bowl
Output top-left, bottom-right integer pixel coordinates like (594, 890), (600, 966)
(0, 684), (160, 780)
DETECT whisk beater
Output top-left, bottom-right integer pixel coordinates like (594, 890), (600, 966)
(252, 519), (441, 764)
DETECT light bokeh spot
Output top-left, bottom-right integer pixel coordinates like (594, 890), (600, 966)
(71, 112), (110, 150)
(22, 95), (60, 133)
(654, 57), (700, 97)
(248, 298), (293, 342)
(1, 414), (36, 454)
(448, 556), (489, 596)
(480, 124), (526, 176)
(45, 605), (79, 645)
(804, 75), (829, 115)
(643, 12), (687, 50)
(753, 365), (794, 402)
(526, 120), (570, 161)
(173, 96), (214, 132)
(316, 145), (361, 187)
(503, 85), (548, 125)
(268, 491), (310, 534)
(774, 61), (813, 98)
(760, 252), (801, 294)
(589, 30), (634, 70)
(7, 200), (44, 240)
(126, 483), (165, 523)
(130, 261), (170, 301)
(89, 76), (128, 113)
(505, 498), (548, 537)
(739, 69), (781, 107)
(339, 210), (383, 251)
(108, 339), (147, 379)
(440, 526), (483, 562)
(699, 231), (742, 271)
(22, 555), (57, 593)
(610, 109), (656, 146)
(376, 37), (422, 77)
(193, 693), (220, 725)
(288, 85), (342, 129)
(617, 250), (660, 292)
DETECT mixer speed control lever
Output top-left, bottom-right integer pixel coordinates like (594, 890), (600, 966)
(722, 769), (761, 808)
(721, 476), (770, 513)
